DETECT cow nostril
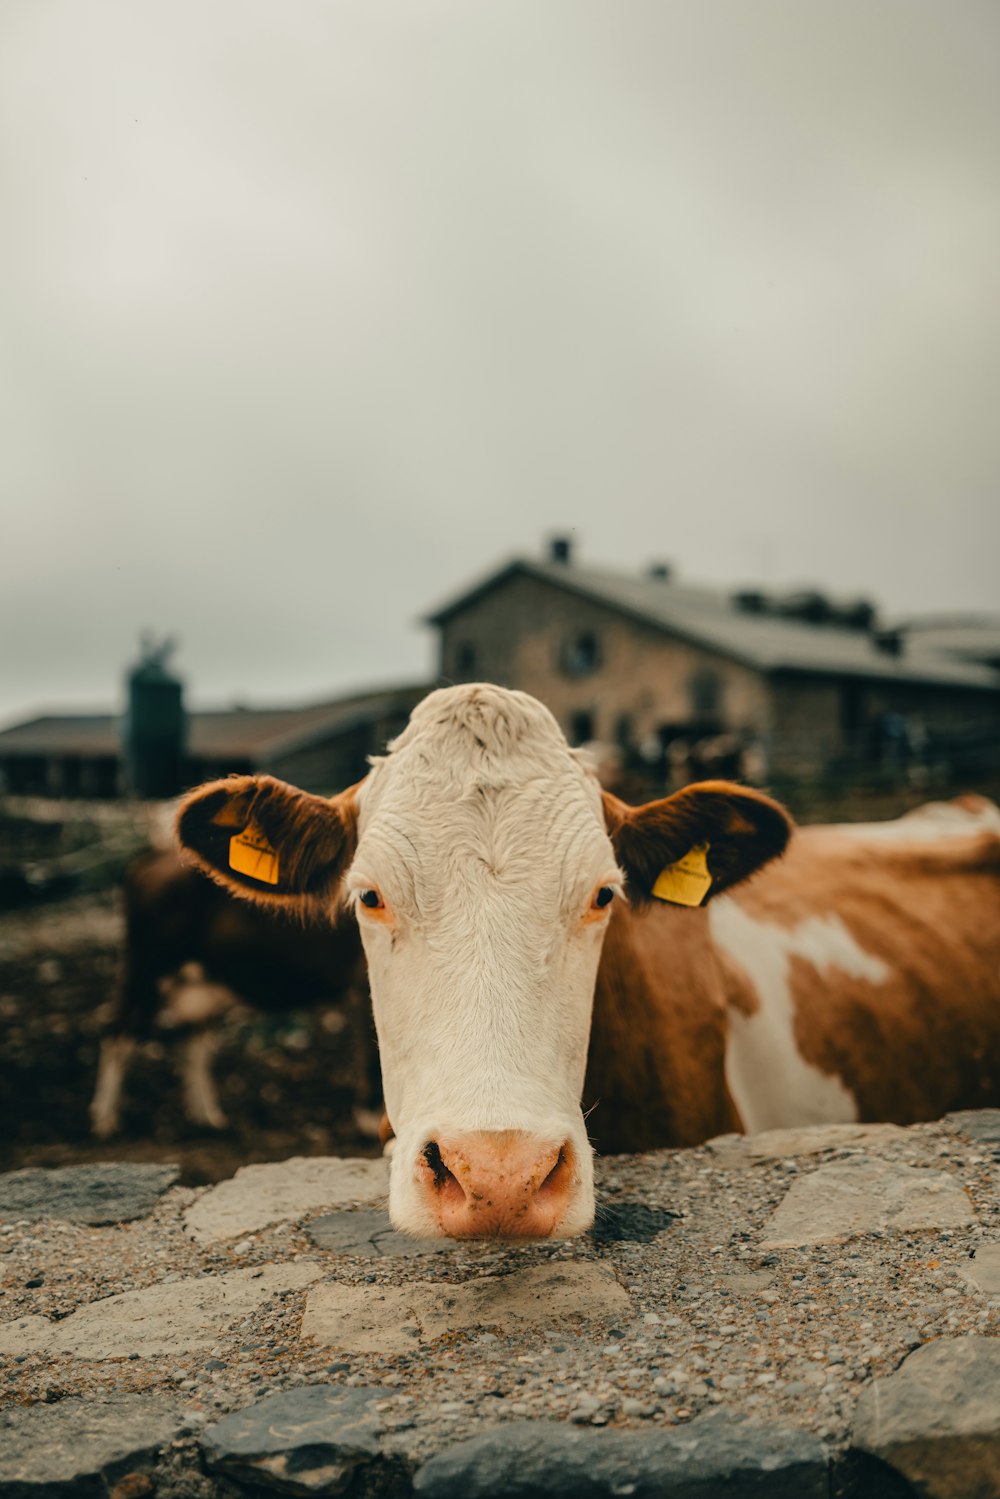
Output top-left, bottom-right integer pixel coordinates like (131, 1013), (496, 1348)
(422, 1141), (462, 1197)
(537, 1143), (573, 1203)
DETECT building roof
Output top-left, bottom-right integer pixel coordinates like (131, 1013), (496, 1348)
(427, 558), (1000, 691)
(895, 614), (1000, 668)
(0, 684), (429, 760)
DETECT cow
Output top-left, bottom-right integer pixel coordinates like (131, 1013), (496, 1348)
(90, 848), (378, 1140)
(173, 683), (1000, 1240)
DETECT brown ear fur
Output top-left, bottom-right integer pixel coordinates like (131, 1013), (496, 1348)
(174, 774), (358, 910)
(604, 780), (793, 905)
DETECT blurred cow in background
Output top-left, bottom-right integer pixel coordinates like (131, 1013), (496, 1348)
(90, 847), (378, 1139)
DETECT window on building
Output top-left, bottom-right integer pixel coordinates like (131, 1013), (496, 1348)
(569, 709), (595, 745)
(614, 713), (634, 750)
(561, 631), (602, 677)
(689, 668), (722, 720)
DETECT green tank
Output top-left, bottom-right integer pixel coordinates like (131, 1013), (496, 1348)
(122, 636), (186, 798)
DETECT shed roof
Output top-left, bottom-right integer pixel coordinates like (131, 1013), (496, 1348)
(427, 559), (1000, 691)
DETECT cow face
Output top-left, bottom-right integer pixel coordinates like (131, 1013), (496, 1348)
(176, 685), (791, 1239)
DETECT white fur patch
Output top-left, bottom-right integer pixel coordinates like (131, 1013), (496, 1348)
(709, 900), (889, 1132)
(819, 797), (1000, 842)
(348, 685), (612, 1235)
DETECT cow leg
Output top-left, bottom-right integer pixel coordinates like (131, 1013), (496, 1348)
(180, 1029), (228, 1130)
(90, 1035), (138, 1138)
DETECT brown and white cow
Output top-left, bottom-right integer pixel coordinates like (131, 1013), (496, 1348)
(90, 847), (378, 1139)
(175, 684), (1000, 1239)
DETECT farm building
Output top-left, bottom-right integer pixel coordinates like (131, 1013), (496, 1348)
(427, 542), (1000, 781)
(0, 684), (427, 800)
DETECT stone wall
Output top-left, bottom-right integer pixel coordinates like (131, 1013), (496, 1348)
(1, 1112), (998, 1497)
(438, 572), (771, 750)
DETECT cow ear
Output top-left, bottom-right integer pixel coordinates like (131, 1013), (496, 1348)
(175, 774), (357, 909)
(604, 780), (793, 907)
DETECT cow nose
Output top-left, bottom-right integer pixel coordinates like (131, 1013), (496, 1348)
(418, 1131), (577, 1238)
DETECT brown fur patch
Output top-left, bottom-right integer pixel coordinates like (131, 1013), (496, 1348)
(584, 898), (743, 1153)
(730, 821), (1000, 1124)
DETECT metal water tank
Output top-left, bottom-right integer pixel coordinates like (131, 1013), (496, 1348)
(122, 635), (186, 797)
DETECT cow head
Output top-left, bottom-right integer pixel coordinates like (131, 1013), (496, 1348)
(175, 685), (791, 1239)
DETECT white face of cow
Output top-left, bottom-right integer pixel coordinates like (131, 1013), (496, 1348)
(344, 687), (620, 1237)
(174, 683), (792, 1240)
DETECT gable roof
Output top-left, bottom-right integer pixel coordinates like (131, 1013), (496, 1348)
(0, 684), (428, 761)
(427, 559), (1000, 691)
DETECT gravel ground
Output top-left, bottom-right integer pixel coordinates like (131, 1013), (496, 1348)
(2, 1113), (997, 1474)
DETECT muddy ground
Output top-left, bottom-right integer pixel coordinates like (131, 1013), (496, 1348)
(0, 889), (379, 1184)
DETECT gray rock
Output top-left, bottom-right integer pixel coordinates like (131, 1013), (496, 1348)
(712, 1122), (906, 1161)
(414, 1411), (828, 1498)
(0, 1262), (321, 1358)
(0, 1163), (179, 1226)
(958, 1243), (1000, 1298)
(302, 1262), (629, 1355)
(0, 1394), (183, 1497)
(184, 1155), (389, 1243)
(308, 1208), (452, 1257)
(202, 1385), (389, 1494)
(947, 1109), (1000, 1144)
(761, 1157), (974, 1248)
(852, 1335), (1000, 1499)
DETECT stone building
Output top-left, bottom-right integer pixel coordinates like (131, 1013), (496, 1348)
(427, 543), (1000, 781)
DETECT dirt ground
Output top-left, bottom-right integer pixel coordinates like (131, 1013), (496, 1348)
(0, 890), (379, 1185)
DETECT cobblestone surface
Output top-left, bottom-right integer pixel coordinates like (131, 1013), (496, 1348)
(1, 1113), (998, 1496)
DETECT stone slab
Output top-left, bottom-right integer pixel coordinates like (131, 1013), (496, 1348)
(414, 1411), (828, 1498)
(947, 1109), (1000, 1144)
(711, 1122), (906, 1161)
(203, 1385), (388, 1495)
(958, 1242), (1000, 1297)
(0, 1394), (184, 1497)
(0, 1263), (321, 1358)
(761, 1157), (974, 1248)
(853, 1335), (1000, 1499)
(302, 1262), (629, 1355)
(184, 1155), (390, 1243)
(0, 1163), (179, 1226)
(308, 1209), (453, 1257)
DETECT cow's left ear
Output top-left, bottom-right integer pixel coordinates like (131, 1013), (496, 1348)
(604, 780), (793, 907)
(175, 774), (358, 909)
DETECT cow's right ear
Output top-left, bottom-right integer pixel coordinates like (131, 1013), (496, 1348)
(175, 774), (357, 909)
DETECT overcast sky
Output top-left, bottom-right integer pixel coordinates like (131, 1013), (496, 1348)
(3, 0), (998, 728)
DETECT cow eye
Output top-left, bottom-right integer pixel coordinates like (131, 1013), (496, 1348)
(593, 886), (615, 909)
(359, 889), (383, 910)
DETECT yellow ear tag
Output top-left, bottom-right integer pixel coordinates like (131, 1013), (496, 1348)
(652, 843), (712, 907)
(228, 825), (280, 886)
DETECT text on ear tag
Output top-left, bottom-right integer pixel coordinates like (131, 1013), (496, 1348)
(652, 843), (712, 907)
(229, 825), (280, 885)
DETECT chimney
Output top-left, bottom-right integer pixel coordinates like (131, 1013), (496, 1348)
(647, 562), (672, 581)
(873, 628), (904, 658)
(548, 536), (573, 565)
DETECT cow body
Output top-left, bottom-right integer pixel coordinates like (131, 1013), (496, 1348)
(91, 848), (377, 1138)
(584, 795), (1000, 1154)
(173, 684), (1000, 1239)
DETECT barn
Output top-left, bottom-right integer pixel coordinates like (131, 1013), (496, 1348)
(427, 542), (1000, 782)
(0, 684), (427, 799)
